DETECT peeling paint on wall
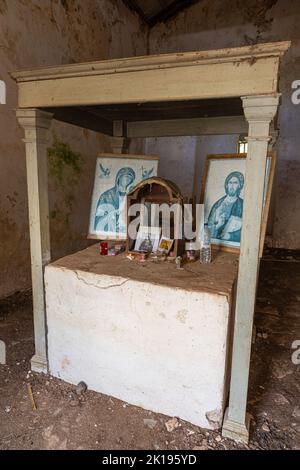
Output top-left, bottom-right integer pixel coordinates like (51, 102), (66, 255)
(0, 0), (147, 298)
(148, 0), (300, 250)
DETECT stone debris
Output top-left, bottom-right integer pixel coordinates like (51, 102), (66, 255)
(256, 305), (279, 317)
(0, 340), (6, 365)
(75, 381), (87, 395)
(165, 417), (180, 432)
(143, 418), (157, 430)
(262, 423), (270, 432)
(67, 391), (80, 407)
(205, 409), (222, 430)
(5, 406), (11, 413)
(52, 408), (62, 417)
(215, 435), (222, 442)
(272, 361), (294, 379)
(292, 406), (300, 419)
(273, 393), (290, 405)
(257, 331), (268, 340)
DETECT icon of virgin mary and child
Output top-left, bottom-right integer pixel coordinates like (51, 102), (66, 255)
(207, 171), (244, 243)
(94, 167), (136, 234)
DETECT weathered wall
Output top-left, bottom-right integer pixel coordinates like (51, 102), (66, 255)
(0, 0), (146, 298)
(141, 135), (238, 201)
(1, 0), (299, 299)
(148, 0), (300, 249)
(144, 137), (198, 199)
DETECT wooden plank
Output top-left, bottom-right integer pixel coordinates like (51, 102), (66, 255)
(113, 120), (125, 137)
(127, 116), (248, 137)
(45, 107), (113, 135)
(16, 57), (280, 108)
(97, 152), (159, 160)
(11, 41), (290, 82)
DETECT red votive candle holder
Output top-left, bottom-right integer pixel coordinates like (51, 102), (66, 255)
(100, 241), (108, 256)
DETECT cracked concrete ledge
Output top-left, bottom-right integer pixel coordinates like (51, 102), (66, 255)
(73, 269), (130, 290)
(46, 265), (131, 290)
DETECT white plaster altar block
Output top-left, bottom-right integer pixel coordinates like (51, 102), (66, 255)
(45, 264), (233, 429)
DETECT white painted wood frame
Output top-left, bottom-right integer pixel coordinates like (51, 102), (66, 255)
(16, 109), (53, 373)
(222, 95), (280, 443)
(12, 41), (290, 442)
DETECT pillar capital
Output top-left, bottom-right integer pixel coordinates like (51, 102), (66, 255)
(241, 94), (280, 123)
(16, 108), (53, 143)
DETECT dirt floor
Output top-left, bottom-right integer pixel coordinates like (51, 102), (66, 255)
(0, 251), (299, 450)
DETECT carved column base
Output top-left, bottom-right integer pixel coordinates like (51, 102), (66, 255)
(31, 354), (48, 374)
(222, 408), (251, 444)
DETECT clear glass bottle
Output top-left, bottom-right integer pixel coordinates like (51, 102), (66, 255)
(200, 223), (211, 264)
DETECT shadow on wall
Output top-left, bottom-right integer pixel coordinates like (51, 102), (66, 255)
(140, 135), (238, 201)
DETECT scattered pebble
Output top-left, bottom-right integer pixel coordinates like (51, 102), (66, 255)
(75, 381), (87, 396)
(215, 435), (222, 442)
(262, 423), (270, 433)
(52, 408), (62, 417)
(165, 417), (180, 432)
(274, 393), (289, 405)
(143, 418), (158, 430)
(272, 361), (294, 380)
(292, 406), (300, 419)
(5, 406), (11, 413)
(257, 331), (268, 340)
(67, 391), (80, 407)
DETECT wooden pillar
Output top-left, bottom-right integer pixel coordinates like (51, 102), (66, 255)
(222, 94), (280, 443)
(110, 120), (128, 153)
(16, 108), (53, 373)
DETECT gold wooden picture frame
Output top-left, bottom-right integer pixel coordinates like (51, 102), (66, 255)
(200, 152), (276, 255)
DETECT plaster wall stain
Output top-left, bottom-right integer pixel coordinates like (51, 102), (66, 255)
(0, 0), (7, 15)
(176, 309), (188, 324)
(0, 0), (146, 298)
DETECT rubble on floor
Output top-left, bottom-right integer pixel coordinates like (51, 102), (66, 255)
(0, 255), (299, 450)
